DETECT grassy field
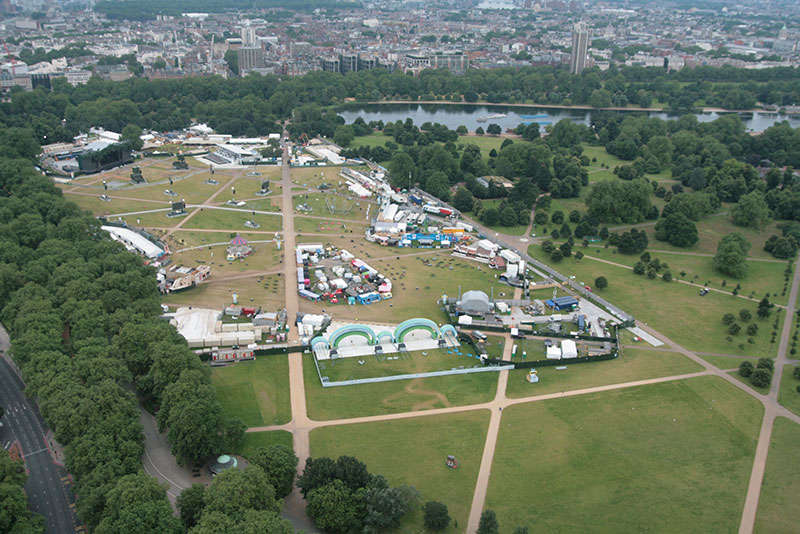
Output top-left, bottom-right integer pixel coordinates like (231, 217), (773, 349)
(457, 134), (505, 159)
(778, 364), (800, 416)
(303, 354), (497, 420)
(351, 132), (392, 150)
(60, 189), (170, 217)
(309, 410), (490, 533)
(294, 216), (368, 234)
(294, 192), (375, 222)
(167, 230), (270, 249)
(181, 207), (283, 232)
(291, 165), (373, 189)
(299, 252), (510, 323)
(237, 430), (294, 459)
(214, 172), (283, 203)
(318, 347), (483, 382)
(754, 417), (800, 534)
(487, 376), (763, 532)
(104, 171), (222, 204)
(697, 353), (751, 370)
(506, 348), (703, 398)
(211, 355), (292, 427)
(579, 248), (790, 305)
(528, 245), (783, 358)
(163, 273), (284, 310)
(641, 216), (784, 261)
(166, 240), (283, 276)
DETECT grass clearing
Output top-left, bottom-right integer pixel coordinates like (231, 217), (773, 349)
(310, 410), (490, 533)
(303, 353), (497, 420)
(581, 248), (790, 306)
(318, 346), (483, 382)
(506, 348), (703, 398)
(528, 244), (782, 357)
(697, 354), (751, 370)
(487, 376), (764, 533)
(294, 216), (367, 234)
(641, 216), (784, 261)
(294, 192), (375, 222)
(181, 207), (283, 232)
(237, 430), (293, 459)
(211, 355), (292, 426)
(163, 273), (284, 310)
(778, 364), (800, 416)
(754, 416), (800, 534)
(457, 134), (505, 159)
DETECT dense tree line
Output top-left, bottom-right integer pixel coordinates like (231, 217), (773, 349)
(0, 142), (238, 528)
(298, 455), (419, 533)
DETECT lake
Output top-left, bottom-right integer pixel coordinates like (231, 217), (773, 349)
(338, 103), (800, 133)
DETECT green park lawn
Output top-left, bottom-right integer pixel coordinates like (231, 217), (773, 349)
(237, 430), (294, 459)
(167, 239), (283, 275)
(310, 410), (490, 533)
(506, 348), (703, 398)
(697, 353), (753, 369)
(778, 364), (800, 416)
(294, 216), (367, 234)
(299, 252), (510, 323)
(303, 354), (497, 421)
(487, 376), (764, 533)
(579, 247), (790, 306)
(60, 188), (170, 217)
(105, 171), (221, 205)
(641, 215), (784, 261)
(457, 134), (505, 159)
(163, 273), (284, 316)
(167, 230), (269, 249)
(181, 207), (283, 232)
(528, 245), (783, 358)
(351, 132), (392, 150)
(214, 173), (282, 203)
(294, 192), (375, 222)
(754, 417), (800, 534)
(318, 346), (483, 382)
(211, 355), (292, 427)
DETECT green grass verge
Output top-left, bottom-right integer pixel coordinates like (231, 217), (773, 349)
(506, 348), (703, 398)
(778, 364), (800, 416)
(754, 416), (800, 533)
(728, 370), (770, 395)
(696, 354), (752, 370)
(310, 410), (490, 533)
(303, 353), (497, 420)
(487, 376), (764, 532)
(181, 208), (283, 232)
(318, 347), (483, 382)
(211, 356), (292, 426)
(237, 430), (293, 459)
(528, 244), (782, 358)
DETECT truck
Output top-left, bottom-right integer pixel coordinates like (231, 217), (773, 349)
(408, 194), (423, 205)
(423, 204), (440, 214)
(438, 207), (453, 216)
(471, 330), (488, 341)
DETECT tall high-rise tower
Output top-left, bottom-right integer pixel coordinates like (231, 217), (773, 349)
(570, 22), (590, 74)
(241, 24), (257, 47)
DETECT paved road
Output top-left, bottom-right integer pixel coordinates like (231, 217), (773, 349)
(0, 326), (81, 534)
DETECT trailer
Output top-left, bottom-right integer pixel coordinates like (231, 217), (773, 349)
(408, 194), (423, 205)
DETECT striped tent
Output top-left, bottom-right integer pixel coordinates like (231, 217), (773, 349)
(230, 234), (248, 246)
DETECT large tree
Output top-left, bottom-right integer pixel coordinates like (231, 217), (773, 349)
(654, 212), (699, 247)
(730, 191), (770, 229)
(713, 232), (751, 278)
(94, 473), (182, 534)
(249, 445), (298, 498)
(586, 179), (653, 224)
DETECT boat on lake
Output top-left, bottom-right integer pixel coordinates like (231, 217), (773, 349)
(476, 113), (507, 122)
